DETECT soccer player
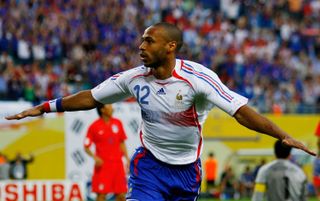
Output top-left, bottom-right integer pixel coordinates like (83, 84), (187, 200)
(252, 140), (307, 201)
(204, 152), (218, 194)
(84, 104), (129, 201)
(6, 22), (315, 200)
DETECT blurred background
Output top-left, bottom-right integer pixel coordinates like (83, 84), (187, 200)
(0, 0), (319, 200)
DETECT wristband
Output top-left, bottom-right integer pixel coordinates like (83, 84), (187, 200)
(43, 101), (50, 113)
(56, 98), (63, 112)
(43, 98), (64, 113)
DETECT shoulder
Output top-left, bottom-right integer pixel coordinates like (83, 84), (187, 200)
(110, 117), (123, 125)
(114, 65), (150, 80)
(258, 161), (276, 175)
(178, 59), (220, 84)
(89, 118), (103, 128)
(180, 59), (215, 75)
(287, 161), (305, 174)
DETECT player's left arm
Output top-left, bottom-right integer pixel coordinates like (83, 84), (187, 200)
(120, 142), (130, 173)
(252, 165), (267, 201)
(118, 120), (130, 170)
(120, 142), (129, 162)
(234, 105), (316, 156)
(252, 183), (265, 201)
(84, 147), (103, 167)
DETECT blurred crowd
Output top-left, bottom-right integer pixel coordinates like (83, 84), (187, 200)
(0, 0), (319, 113)
(0, 152), (34, 180)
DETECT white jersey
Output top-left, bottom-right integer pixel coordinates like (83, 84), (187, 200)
(91, 59), (248, 164)
(252, 159), (307, 201)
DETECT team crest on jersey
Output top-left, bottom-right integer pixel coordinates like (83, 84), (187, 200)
(98, 130), (104, 135)
(176, 92), (183, 100)
(98, 184), (104, 190)
(174, 90), (184, 109)
(112, 125), (119, 133)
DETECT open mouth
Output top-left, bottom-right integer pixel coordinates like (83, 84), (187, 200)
(139, 53), (148, 61)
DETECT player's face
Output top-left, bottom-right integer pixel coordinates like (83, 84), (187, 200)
(102, 104), (113, 118)
(139, 26), (170, 68)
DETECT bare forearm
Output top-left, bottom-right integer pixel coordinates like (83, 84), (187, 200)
(84, 147), (95, 158)
(120, 142), (129, 161)
(61, 90), (99, 111)
(234, 105), (315, 155)
(5, 90), (100, 120)
(234, 105), (288, 140)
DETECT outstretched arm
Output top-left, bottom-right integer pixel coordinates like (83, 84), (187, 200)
(5, 90), (100, 120)
(234, 105), (316, 156)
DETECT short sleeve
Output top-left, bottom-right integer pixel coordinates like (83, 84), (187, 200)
(91, 71), (132, 104)
(197, 68), (248, 116)
(84, 125), (94, 148)
(255, 165), (267, 184)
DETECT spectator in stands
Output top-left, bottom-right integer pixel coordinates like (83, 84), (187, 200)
(0, 152), (10, 180)
(220, 165), (239, 200)
(9, 152), (34, 180)
(239, 165), (254, 198)
(0, 0), (319, 113)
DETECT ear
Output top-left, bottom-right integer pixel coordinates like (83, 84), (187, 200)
(167, 41), (177, 53)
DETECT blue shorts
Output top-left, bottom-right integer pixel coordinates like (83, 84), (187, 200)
(126, 147), (202, 201)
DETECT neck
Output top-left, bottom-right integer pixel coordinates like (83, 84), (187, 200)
(102, 116), (110, 122)
(152, 58), (176, 80)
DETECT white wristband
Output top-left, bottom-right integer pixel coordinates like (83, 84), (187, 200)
(48, 99), (58, 112)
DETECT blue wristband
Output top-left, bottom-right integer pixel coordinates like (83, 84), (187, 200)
(56, 98), (64, 112)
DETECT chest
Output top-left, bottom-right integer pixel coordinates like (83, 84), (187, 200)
(129, 78), (194, 112)
(93, 123), (120, 142)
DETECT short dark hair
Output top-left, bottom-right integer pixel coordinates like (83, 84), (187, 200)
(274, 140), (292, 159)
(152, 22), (183, 52)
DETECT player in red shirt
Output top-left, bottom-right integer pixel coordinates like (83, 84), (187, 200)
(84, 104), (129, 201)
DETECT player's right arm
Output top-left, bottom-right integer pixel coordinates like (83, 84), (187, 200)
(84, 147), (103, 167)
(5, 67), (143, 121)
(84, 125), (103, 167)
(5, 90), (99, 120)
(252, 166), (267, 201)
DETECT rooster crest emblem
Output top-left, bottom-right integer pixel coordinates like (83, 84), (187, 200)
(176, 91), (183, 100)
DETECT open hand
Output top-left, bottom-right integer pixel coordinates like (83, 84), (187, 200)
(94, 156), (103, 167)
(282, 137), (316, 156)
(5, 105), (44, 120)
